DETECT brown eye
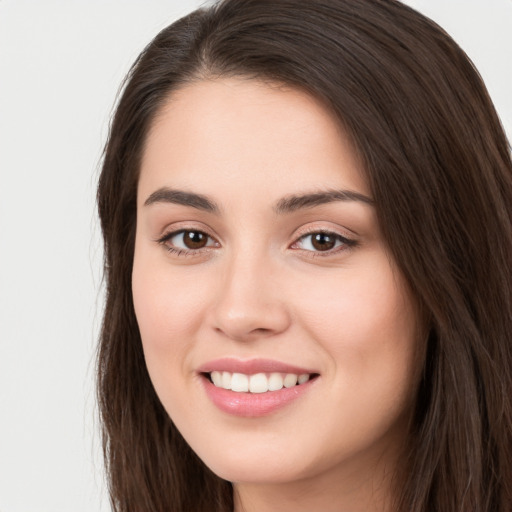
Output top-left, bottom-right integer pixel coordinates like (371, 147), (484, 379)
(160, 229), (217, 252)
(293, 231), (355, 254)
(182, 230), (208, 249)
(311, 233), (336, 251)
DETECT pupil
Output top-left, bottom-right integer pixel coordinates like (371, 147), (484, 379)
(184, 231), (207, 249)
(312, 233), (335, 251)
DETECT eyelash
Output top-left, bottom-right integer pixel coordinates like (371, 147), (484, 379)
(156, 228), (357, 258)
(291, 228), (358, 257)
(156, 230), (218, 257)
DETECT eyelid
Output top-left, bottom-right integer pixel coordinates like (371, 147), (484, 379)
(155, 225), (220, 257)
(289, 225), (358, 255)
(153, 222), (358, 258)
(156, 228), (216, 244)
(154, 220), (219, 243)
(293, 222), (358, 238)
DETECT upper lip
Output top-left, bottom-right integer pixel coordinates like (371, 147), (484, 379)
(197, 357), (317, 375)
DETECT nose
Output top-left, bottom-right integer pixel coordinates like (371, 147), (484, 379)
(210, 252), (291, 342)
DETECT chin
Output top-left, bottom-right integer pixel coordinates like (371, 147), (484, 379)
(204, 453), (309, 485)
(185, 428), (340, 486)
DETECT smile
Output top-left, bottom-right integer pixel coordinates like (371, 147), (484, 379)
(198, 358), (319, 417)
(208, 371), (312, 393)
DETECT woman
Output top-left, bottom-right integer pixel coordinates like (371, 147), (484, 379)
(97, 0), (512, 510)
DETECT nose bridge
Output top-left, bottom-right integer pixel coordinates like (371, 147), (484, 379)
(211, 243), (290, 340)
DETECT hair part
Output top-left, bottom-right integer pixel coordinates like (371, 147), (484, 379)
(97, 1), (512, 510)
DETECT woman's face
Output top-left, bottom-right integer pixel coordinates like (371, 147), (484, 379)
(133, 78), (422, 489)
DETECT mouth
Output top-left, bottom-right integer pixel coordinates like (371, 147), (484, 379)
(197, 358), (320, 417)
(202, 371), (318, 393)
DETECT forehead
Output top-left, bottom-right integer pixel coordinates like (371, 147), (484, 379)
(138, 77), (369, 205)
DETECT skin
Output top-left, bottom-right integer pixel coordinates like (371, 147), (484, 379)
(132, 78), (423, 512)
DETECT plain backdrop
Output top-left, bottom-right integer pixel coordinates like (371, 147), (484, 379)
(0, 1), (510, 511)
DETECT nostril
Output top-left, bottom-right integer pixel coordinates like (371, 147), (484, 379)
(252, 327), (271, 334)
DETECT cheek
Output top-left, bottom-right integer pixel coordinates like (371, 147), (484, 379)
(131, 247), (209, 406)
(132, 269), (200, 438)
(295, 263), (415, 345)
(292, 266), (421, 461)
(132, 255), (207, 349)
(292, 257), (420, 401)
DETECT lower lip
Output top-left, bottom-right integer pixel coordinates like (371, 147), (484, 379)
(201, 376), (317, 417)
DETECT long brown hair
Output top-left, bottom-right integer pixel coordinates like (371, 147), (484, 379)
(97, 1), (512, 510)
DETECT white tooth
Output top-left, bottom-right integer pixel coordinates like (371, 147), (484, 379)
(231, 372), (249, 392)
(221, 371), (232, 390)
(268, 373), (284, 391)
(284, 373), (298, 388)
(211, 371), (222, 387)
(298, 373), (310, 385)
(249, 373), (268, 393)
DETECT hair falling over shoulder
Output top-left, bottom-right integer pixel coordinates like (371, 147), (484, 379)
(96, 0), (512, 510)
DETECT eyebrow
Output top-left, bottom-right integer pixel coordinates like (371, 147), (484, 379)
(144, 188), (220, 213)
(143, 187), (374, 214)
(273, 189), (374, 214)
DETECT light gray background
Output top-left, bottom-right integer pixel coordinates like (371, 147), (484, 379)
(0, 1), (510, 511)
